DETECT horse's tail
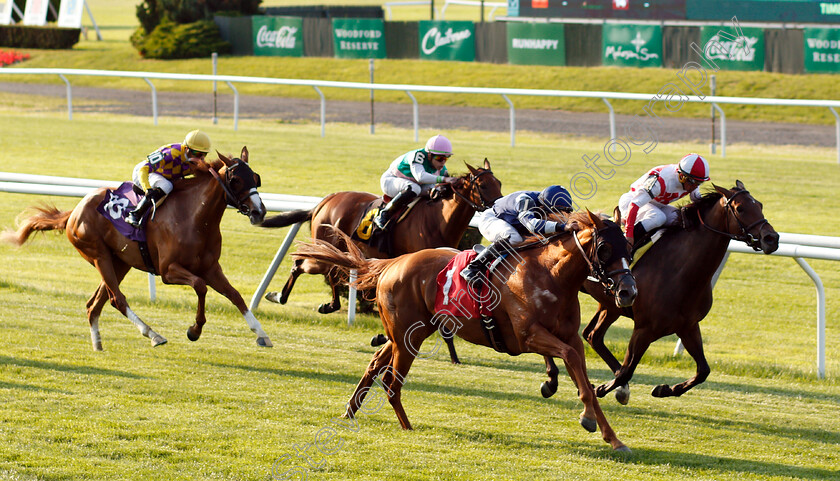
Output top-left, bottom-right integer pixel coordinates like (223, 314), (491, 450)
(292, 229), (396, 292)
(1, 205), (71, 247)
(259, 209), (312, 228)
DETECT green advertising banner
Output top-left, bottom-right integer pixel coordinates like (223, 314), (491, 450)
(804, 28), (840, 73)
(332, 18), (386, 59)
(252, 16), (303, 57)
(506, 23), (565, 66)
(700, 26), (765, 71)
(419, 21), (475, 62)
(602, 24), (662, 68)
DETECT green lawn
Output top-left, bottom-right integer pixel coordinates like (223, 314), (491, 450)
(0, 108), (838, 480)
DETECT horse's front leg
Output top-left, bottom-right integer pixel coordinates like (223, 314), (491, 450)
(524, 323), (629, 452)
(595, 327), (653, 401)
(203, 263), (273, 347)
(160, 262), (208, 342)
(583, 308), (630, 404)
(540, 356), (560, 398)
(346, 342), (394, 420)
(652, 322), (709, 398)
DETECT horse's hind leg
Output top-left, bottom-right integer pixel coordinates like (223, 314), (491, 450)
(265, 259), (303, 304)
(652, 322), (709, 398)
(86, 283), (109, 351)
(441, 328), (460, 364)
(318, 267), (343, 314)
(202, 263), (273, 347)
(93, 256), (167, 348)
(346, 342), (394, 419)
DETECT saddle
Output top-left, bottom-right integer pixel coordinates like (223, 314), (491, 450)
(352, 195), (423, 255)
(96, 182), (157, 274)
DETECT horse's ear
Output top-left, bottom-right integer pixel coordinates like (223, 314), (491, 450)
(465, 162), (478, 175)
(241, 146), (249, 163)
(713, 183), (730, 197)
(735, 179), (745, 190)
(483, 158), (491, 170)
(217, 150), (232, 167)
(586, 209), (603, 228)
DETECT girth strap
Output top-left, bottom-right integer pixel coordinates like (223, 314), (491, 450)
(137, 241), (157, 276)
(479, 314), (508, 354)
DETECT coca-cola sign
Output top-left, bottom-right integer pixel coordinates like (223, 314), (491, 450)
(252, 16), (303, 57)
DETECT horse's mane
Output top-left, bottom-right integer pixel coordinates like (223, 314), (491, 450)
(517, 210), (598, 246)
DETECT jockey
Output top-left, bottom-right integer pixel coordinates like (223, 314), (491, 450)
(460, 185), (573, 284)
(619, 153), (710, 246)
(373, 134), (457, 230)
(126, 130), (211, 228)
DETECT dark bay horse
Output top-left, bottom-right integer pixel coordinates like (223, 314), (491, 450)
(540, 181), (779, 404)
(293, 212), (637, 451)
(2, 147), (273, 351)
(259, 159), (502, 314)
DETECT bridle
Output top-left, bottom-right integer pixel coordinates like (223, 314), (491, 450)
(208, 160), (260, 216)
(572, 223), (632, 294)
(696, 188), (768, 251)
(451, 169), (496, 211)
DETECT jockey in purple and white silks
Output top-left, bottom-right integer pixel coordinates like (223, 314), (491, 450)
(126, 130), (211, 228)
(619, 153), (710, 246)
(460, 185), (573, 285)
(373, 134), (457, 230)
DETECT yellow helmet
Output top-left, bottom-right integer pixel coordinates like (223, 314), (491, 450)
(183, 130), (211, 153)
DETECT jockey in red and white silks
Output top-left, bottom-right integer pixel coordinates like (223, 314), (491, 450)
(619, 153), (710, 245)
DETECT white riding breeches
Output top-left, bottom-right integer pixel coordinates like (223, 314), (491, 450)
(133, 163), (174, 194)
(380, 172), (426, 197)
(476, 210), (524, 245)
(618, 192), (679, 232)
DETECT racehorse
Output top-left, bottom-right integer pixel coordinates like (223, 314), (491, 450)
(259, 159), (502, 316)
(2, 147), (273, 351)
(539, 181), (779, 404)
(292, 211), (637, 451)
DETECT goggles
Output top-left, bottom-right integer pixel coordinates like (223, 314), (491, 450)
(188, 149), (207, 159)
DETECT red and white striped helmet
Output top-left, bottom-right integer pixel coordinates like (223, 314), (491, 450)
(678, 153), (710, 182)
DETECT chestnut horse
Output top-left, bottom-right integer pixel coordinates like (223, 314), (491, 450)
(293, 212), (637, 451)
(2, 147), (273, 350)
(259, 159), (502, 315)
(540, 181), (779, 404)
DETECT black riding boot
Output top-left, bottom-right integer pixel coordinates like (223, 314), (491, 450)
(460, 243), (502, 286)
(631, 223), (648, 248)
(373, 188), (417, 230)
(126, 187), (165, 228)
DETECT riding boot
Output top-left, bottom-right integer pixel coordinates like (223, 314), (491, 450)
(460, 243), (502, 286)
(126, 187), (165, 228)
(631, 223), (648, 249)
(373, 188), (417, 230)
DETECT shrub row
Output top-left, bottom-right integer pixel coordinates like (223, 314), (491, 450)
(131, 19), (230, 59)
(0, 25), (80, 49)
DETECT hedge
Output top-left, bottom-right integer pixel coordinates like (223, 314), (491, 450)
(0, 26), (81, 49)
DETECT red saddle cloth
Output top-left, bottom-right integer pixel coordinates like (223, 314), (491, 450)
(434, 250), (492, 320)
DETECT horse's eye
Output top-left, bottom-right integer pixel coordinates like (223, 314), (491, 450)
(254, 173), (261, 188)
(597, 243), (612, 262)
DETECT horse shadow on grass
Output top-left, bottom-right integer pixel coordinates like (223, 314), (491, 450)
(0, 355), (148, 379)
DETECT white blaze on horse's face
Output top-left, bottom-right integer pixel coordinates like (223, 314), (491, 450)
(248, 189), (266, 224)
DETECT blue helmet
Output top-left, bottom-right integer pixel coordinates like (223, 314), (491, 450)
(538, 185), (573, 213)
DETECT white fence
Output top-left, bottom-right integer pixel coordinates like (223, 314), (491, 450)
(0, 172), (835, 378)
(2, 68), (839, 162)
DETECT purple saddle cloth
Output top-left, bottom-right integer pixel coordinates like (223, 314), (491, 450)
(96, 182), (147, 242)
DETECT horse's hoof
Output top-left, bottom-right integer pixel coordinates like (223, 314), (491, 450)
(318, 303), (339, 314)
(540, 381), (557, 399)
(151, 335), (168, 347)
(579, 415), (597, 433)
(651, 384), (672, 397)
(186, 328), (200, 342)
(257, 337), (274, 348)
(450, 358), (461, 365)
(264, 292), (285, 304)
(614, 445), (632, 453)
(615, 384), (631, 405)
(92, 342), (103, 352)
(370, 334), (388, 346)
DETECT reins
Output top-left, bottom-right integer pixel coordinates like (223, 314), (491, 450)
(695, 189), (768, 251)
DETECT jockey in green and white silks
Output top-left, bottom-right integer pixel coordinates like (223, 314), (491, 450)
(373, 134), (457, 230)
